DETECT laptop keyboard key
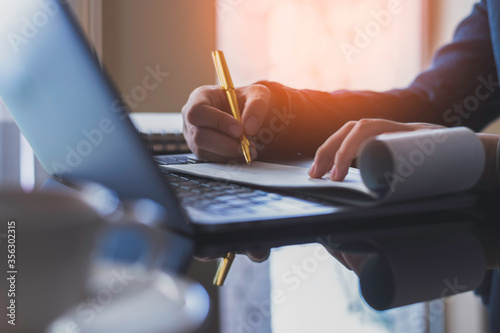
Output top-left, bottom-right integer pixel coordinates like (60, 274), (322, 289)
(161, 170), (333, 221)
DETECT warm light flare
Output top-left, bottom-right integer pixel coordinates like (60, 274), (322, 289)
(216, 1), (426, 332)
(217, 0), (423, 92)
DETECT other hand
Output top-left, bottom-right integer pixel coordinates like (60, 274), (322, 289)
(308, 119), (445, 181)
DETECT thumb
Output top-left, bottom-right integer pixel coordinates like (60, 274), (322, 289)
(240, 84), (271, 136)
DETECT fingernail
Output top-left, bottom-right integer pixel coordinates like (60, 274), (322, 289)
(245, 117), (259, 134)
(308, 163), (317, 177)
(228, 124), (242, 137)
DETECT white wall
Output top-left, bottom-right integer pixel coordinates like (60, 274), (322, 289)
(101, 0), (216, 114)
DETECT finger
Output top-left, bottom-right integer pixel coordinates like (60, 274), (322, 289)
(246, 249), (270, 263)
(309, 121), (357, 178)
(332, 119), (414, 181)
(185, 104), (243, 138)
(186, 85), (232, 112)
(193, 255), (217, 263)
(341, 253), (368, 274)
(240, 85), (271, 136)
(188, 133), (258, 163)
(183, 86), (242, 137)
(191, 148), (244, 163)
(194, 146), (258, 163)
(189, 127), (243, 158)
(324, 248), (353, 271)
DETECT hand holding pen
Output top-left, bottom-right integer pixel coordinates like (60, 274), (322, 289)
(211, 50), (249, 286)
(212, 50), (253, 165)
(181, 64), (273, 163)
(184, 51), (273, 285)
(212, 51), (248, 286)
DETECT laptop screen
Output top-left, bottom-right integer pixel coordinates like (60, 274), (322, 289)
(0, 0), (191, 235)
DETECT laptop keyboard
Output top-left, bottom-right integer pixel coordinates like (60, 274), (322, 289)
(155, 155), (206, 165)
(161, 171), (336, 224)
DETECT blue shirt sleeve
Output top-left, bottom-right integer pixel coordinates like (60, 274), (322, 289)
(410, 0), (500, 130)
(256, 1), (500, 158)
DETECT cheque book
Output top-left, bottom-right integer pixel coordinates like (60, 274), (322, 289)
(162, 127), (485, 205)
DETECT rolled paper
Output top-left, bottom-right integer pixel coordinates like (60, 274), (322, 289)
(358, 230), (486, 310)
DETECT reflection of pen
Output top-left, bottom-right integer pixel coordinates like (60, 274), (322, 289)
(212, 50), (252, 165)
(213, 252), (235, 286)
(211, 51), (248, 286)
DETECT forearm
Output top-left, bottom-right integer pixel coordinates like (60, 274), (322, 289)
(255, 0), (500, 158)
(257, 81), (440, 158)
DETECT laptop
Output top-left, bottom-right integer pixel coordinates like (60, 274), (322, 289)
(0, 1), (477, 253)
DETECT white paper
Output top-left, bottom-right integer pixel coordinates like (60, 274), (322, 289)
(161, 161), (373, 194)
(161, 127), (485, 205)
(359, 231), (486, 310)
(359, 127), (485, 203)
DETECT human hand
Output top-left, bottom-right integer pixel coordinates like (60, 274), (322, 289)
(182, 84), (272, 162)
(324, 248), (371, 274)
(197, 247), (366, 277)
(197, 246), (368, 276)
(195, 249), (270, 263)
(308, 119), (445, 181)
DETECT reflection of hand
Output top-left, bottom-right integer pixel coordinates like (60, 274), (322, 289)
(245, 249), (271, 263)
(249, 248), (365, 273)
(308, 119), (445, 181)
(195, 247), (370, 278)
(324, 247), (369, 275)
(195, 250), (270, 263)
(182, 84), (272, 162)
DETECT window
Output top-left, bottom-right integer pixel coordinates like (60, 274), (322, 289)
(217, 0), (424, 91)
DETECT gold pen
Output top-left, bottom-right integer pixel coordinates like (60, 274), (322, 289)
(212, 50), (252, 165)
(211, 50), (249, 286)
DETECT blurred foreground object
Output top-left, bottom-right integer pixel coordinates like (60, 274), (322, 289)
(0, 187), (209, 333)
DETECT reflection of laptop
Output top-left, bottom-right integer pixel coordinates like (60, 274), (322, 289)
(0, 1), (476, 249)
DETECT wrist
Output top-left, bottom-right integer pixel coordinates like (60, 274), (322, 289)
(253, 81), (303, 158)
